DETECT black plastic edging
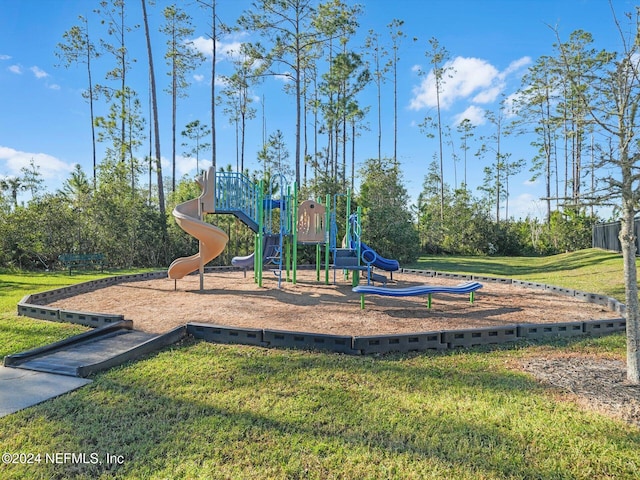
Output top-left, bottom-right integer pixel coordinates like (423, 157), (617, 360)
(76, 325), (187, 377)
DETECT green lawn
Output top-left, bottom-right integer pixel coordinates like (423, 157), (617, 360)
(409, 248), (627, 301)
(0, 269), (150, 358)
(0, 251), (638, 479)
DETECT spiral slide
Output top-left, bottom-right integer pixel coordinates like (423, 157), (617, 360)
(168, 172), (229, 280)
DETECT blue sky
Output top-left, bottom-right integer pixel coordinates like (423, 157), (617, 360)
(0, 0), (632, 219)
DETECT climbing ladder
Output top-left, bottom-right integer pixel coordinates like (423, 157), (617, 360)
(265, 174), (290, 288)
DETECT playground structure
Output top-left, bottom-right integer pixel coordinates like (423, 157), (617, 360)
(168, 167), (399, 290)
(3, 173), (627, 400)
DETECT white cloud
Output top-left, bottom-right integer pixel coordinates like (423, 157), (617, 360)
(453, 105), (486, 126)
(274, 72), (292, 82)
(8, 64), (22, 74)
(409, 55), (532, 112)
(191, 32), (248, 63)
(472, 85), (503, 104)
(161, 155), (213, 178)
(191, 36), (214, 58)
(0, 146), (74, 180)
(30, 66), (48, 79)
(501, 56), (532, 78)
(410, 57), (498, 111)
(193, 74), (205, 83)
(47, 83), (61, 90)
(218, 41), (245, 61)
(502, 91), (521, 118)
(509, 193), (545, 220)
(0, 54), (10, 60)
(214, 75), (228, 87)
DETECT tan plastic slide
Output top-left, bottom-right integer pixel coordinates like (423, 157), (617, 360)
(168, 169), (229, 280)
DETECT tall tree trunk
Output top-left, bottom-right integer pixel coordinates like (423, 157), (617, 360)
(377, 57), (382, 163)
(172, 53), (177, 192)
(295, 31), (301, 186)
(141, 0), (166, 220)
(342, 115), (346, 185)
(211, 1), (217, 173)
(85, 25), (97, 190)
(435, 80), (444, 221)
(393, 54), (397, 165)
(240, 112), (246, 173)
(351, 120), (355, 191)
(303, 74), (308, 186)
(543, 90), (552, 223)
(621, 203), (640, 382)
(118, 1), (126, 164)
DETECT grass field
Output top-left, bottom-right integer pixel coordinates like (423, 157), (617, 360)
(0, 250), (638, 479)
(408, 248), (627, 301)
(0, 269), (151, 359)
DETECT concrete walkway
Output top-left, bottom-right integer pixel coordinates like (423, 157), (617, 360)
(0, 366), (91, 418)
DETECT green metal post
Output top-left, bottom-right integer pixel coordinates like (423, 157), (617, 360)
(292, 183), (298, 284)
(256, 180), (264, 287)
(324, 193), (331, 285)
(353, 205), (362, 287)
(253, 232), (259, 282)
(345, 187), (351, 248)
(285, 236), (291, 283)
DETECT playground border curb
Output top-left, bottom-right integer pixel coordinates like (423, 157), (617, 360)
(14, 267), (627, 356)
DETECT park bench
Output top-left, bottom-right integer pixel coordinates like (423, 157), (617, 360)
(58, 253), (105, 274)
(353, 281), (483, 309)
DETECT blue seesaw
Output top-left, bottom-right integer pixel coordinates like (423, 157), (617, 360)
(352, 281), (483, 309)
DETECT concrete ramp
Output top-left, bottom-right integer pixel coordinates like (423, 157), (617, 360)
(0, 367), (91, 418)
(4, 321), (186, 378)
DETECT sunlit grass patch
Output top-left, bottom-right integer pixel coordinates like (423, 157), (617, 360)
(410, 248), (627, 301)
(1, 341), (638, 479)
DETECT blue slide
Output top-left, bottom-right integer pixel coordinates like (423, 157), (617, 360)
(232, 235), (280, 269)
(349, 239), (400, 272)
(346, 214), (399, 272)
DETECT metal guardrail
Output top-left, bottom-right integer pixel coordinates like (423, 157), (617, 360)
(214, 172), (259, 230)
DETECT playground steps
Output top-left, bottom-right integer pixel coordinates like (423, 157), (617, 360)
(4, 322), (186, 378)
(333, 248), (361, 268)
